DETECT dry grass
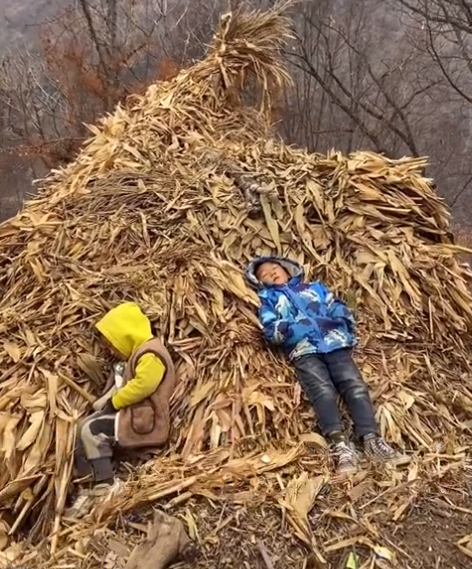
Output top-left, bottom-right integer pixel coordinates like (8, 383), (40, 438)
(0, 4), (472, 568)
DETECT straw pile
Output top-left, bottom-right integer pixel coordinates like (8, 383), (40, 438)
(1, 4), (472, 567)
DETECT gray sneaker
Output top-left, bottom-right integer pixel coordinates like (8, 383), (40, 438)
(363, 434), (409, 465)
(65, 478), (124, 519)
(332, 440), (359, 474)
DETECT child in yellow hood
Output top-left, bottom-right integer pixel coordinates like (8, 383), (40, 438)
(66, 302), (176, 519)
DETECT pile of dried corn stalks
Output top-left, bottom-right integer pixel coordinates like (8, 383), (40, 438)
(1, 5), (472, 568)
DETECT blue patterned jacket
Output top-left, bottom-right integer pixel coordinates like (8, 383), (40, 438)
(246, 256), (357, 360)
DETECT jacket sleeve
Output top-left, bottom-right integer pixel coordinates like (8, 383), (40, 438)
(111, 353), (166, 410)
(325, 288), (356, 333)
(259, 298), (289, 345)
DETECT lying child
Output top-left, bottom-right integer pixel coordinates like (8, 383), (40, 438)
(66, 302), (176, 517)
(246, 255), (405, 474)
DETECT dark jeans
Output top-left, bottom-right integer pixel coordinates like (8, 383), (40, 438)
(293, 348), (378, 439)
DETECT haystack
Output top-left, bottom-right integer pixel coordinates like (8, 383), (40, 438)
(1, 5), (472, 567)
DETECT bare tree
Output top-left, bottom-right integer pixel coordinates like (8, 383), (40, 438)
(0, 0), (225, 221)
(396, 0), (472, 106)
(392, 0), (472, 218)
(274, 0), (441, 157)
(0, 0), (222, 166)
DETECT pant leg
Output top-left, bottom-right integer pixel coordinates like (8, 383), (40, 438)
(74, 437), (94, 479)
(324, 348), (378, 438)
(78, 412), (116, 483)
(293, 354), (345, 437)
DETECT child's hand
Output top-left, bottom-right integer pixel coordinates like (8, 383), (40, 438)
(272, 320), (290, 344)
(92, 386), (117, 411)
(102, 399), (116, 414)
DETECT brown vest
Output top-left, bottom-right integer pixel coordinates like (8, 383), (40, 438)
(117, 338), (176, 450)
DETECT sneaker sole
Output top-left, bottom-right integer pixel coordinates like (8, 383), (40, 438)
(386, 456), (411, 467)
(336, 466), (359, 476)
(365, 455), (411, 467)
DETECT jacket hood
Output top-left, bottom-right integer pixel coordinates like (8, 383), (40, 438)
(95, 302), (153, 358)
(245, 256), (305, 288)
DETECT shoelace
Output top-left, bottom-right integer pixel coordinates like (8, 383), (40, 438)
(369, 437), (395, 459)
(333, 442), (356, 461)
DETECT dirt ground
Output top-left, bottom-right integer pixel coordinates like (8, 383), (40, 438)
(182, 497), (472, 569)
(384, 489), (472, 569)
(98, 470), (472, 569)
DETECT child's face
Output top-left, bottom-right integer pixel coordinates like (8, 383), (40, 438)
(256, 262), (289, 285)
(99, 335), (124, 359)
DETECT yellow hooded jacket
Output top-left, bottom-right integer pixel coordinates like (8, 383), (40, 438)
(95, 302), (166, 410)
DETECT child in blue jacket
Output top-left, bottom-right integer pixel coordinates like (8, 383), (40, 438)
(246, 255), (405, 474)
